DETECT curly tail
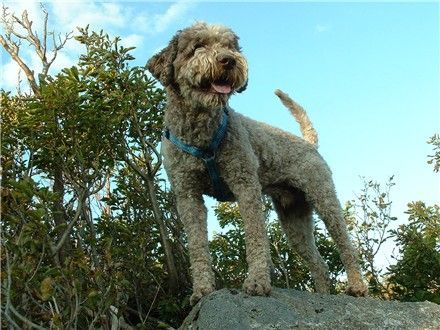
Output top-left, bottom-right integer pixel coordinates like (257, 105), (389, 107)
(274, 89), (318, 147)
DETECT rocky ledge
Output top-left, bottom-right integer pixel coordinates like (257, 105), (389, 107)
(180, 288), (440, 329)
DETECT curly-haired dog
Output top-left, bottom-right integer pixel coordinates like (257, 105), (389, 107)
(148, 22), (367, 304)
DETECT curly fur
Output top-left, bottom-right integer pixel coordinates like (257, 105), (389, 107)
(147, 22), (367, 305)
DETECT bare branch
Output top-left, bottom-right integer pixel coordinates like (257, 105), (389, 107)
(122, 152), (150, 182)
(52, 175), (106, 256)
(46, 31), (73, 73)
(129, 108), (162, 175)
(145, 139), (162, 175)
(1, 307), (21, 329)
(88, 284), (113, 330)
(4, 250), (47, 330)
(144, 286), (160, 324)
(52, 188), (87, 255)
(1, 6), (73, 93)
(41, 4), (48, 64)
(0, 34), (39, 95)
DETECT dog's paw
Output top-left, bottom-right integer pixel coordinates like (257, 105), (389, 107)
(345, 281), (368, 297)
(190, 285), (215, 305)
(243, 275), (271, 296)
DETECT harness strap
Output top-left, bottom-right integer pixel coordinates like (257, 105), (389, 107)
(163, 107), (233, 201)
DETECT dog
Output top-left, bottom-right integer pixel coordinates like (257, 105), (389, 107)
(147, 22), (367, 305)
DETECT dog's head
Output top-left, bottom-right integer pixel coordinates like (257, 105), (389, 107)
(147, 22), (248, 108)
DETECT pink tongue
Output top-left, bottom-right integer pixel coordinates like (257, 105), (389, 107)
(211, 83), (232, 94)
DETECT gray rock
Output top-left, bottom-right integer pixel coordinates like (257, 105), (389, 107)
(179, 288), (440, 329)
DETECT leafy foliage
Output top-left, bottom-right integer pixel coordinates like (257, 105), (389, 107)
(386, 202), (440, 303)
(343, 141), (440, 303)
(427, 134), (440, 172)
(209, 203), (248, 288)
(344, 176), (397, 296)
(209, 201), (344, 293)
(1, 28), (189, 328)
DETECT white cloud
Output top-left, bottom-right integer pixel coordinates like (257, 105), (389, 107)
(315, 24), (331, 33)
(153, 0), (192, 33)
(49, 50), (78, 74)
(50, 2), (127, 33)
(121, 34), (144, 49)
(0, 59), (21, 91)
(28, 49), (43, 74)
(132, 0), (193, 34)
(131, 12), (151, 33)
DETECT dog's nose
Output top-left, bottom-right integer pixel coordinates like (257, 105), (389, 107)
(217, 54), (236, 70)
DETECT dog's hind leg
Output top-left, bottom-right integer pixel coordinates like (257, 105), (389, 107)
(301, 178), (368, 297)
(272, 191), (331, 293)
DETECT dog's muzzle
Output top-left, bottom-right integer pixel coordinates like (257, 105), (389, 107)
(217, 53), (236, 70)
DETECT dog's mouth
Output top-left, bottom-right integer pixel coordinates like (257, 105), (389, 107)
(199, 77), (234, 94)
(211, 82), (232, 94)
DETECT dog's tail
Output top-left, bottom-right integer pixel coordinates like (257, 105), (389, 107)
(275, 89), (318, 147)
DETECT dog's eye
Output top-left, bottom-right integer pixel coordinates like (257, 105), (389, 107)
(193, 43), (204, 51)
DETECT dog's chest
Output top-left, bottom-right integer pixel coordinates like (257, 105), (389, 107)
(162, 140), (233, 197)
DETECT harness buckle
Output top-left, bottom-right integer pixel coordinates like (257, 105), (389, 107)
(202, 150), (216, 163)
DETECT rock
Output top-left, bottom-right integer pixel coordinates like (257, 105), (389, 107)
(179, 288), (440, 329)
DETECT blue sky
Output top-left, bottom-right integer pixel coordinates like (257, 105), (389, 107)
(2, 1), (439, 268)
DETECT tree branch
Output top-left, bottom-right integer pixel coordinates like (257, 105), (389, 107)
(1, 6), (73, 93)
(4, 250), (47, 330)
(0, 34), (39, 95)
(129, 109), (162, 176)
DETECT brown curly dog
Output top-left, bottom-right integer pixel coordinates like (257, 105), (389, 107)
(148, 22), (367, 305)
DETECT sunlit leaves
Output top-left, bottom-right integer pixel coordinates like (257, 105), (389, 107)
(427, 134), (440, 172)
(210, 202), (343, 292)
(344, 176), (397, 295)
(387, 202), (440, 303)
(1, 26), (180, 328)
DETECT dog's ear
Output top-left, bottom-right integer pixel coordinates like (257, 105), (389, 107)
(233, 35), (247, 93)
(147, 34), (179, 87)
(236, 79), (248, 93)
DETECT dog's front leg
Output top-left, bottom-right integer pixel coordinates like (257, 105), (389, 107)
(175, 194), (215, 305)
(235, 183), (272, 296)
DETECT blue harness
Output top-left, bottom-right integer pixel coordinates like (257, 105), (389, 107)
(163, 107), (234, 202)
